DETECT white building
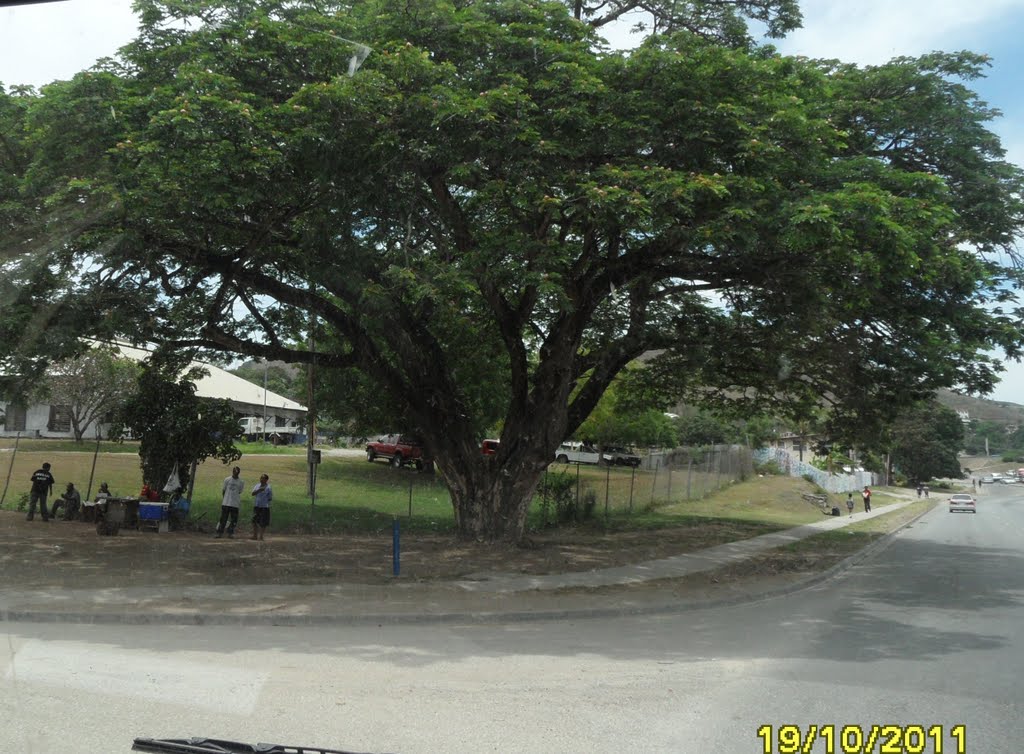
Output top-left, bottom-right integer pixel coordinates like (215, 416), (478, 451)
(1, 342), (307, 441)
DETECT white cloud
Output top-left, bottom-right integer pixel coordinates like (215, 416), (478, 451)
(0, 0), (138, 88)
(781, 0), (1024, 64)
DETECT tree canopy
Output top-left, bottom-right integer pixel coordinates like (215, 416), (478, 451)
(35, 345), (141, 442)
(2, 0), (1022, 541)
(110, 352), (242, 493)
(889, 401), (965, 483)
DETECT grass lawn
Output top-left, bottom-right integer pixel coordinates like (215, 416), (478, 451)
(0, 437), (140, 453)
(618, 474), (844, 528)
(1, 440), (873, 538)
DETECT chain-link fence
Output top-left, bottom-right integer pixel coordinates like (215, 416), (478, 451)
(535, 444), (755, 525)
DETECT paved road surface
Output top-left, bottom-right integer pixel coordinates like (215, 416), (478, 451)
(2, 485), (1021, 753)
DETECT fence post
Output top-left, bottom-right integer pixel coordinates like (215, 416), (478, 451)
(408, 474), (413, 519)
(666, 461), (673, 502)
(0, 431), (20, 507)
(703, 449), (711, 497)
(604, 462), (611, 521)
(85, 430), (101, 501)
(650, 459), (659, 505)
(686, 457), (693, 500)
(628, 465), (636, 514)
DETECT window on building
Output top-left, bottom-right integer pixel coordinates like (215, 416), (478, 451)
(275, 414), (288, 428)
(4, 404), (27, 431)
(47, 405), (72, 433)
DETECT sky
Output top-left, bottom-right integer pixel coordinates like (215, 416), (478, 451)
(2, 0), (1024, 402)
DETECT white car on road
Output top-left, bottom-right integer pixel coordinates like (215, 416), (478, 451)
(949, 493), (977, 513)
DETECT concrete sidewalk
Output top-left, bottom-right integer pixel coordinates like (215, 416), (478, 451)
(0, 500), (921, 626)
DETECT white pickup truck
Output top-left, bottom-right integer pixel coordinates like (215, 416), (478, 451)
(553, 443), (601, 465)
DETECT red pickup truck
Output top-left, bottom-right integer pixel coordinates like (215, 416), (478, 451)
(366, 434), (424, 469)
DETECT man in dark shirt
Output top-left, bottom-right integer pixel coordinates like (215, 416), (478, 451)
(50, 482), (82, 521)
(28, 462), (55, 522)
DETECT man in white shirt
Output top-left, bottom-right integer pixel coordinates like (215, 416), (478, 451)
(216, 466), (245, 538)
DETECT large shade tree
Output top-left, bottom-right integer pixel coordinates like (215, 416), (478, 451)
(2, 0), (1023, 541)
(110, 352), (243, 494)
(35, 346), (141, 442)
(888, 401), (965, 483)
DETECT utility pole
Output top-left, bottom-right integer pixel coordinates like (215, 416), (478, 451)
(307, 287), (318, 499)
(262, 360), (269, 444)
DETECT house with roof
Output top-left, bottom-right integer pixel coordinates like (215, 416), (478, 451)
(0, 342), (307, 442)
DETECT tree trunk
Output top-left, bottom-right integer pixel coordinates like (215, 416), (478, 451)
(436, 453), (549, 543)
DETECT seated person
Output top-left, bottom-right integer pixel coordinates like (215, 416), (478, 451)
(93, 482), (111, 503)
(82, 482), (110, 522)
(140, 483), (160, 502)
(50, 482), (82, 521)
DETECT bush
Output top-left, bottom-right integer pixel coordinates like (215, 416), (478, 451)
(755, 460), (782, 476)
(533, 472), (598, 527)
(535, 472), (575, 527)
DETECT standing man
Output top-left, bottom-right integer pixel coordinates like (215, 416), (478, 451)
(50, 482), (82, 521)
(862, 485), (872, 513)
(250, 473), (273, 541)
(216, 466), (245, 539)
(27, 462), (55, 522)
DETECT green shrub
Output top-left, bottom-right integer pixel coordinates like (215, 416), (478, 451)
(755, 460), (782, 476)
(535, 472), (576, 527)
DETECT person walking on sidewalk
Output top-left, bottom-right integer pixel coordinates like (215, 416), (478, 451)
(250, 474), (272, 541)
(846, 493), (854, 516)
(216, 466), (245, 538)
(27, 462), (55, 522)
(862, 485), (872, 513)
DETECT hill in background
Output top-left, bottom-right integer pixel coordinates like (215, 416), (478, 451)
(936, 388), (1024, 426)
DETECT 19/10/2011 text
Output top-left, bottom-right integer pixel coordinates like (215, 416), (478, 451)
(756, 724), (966, 754)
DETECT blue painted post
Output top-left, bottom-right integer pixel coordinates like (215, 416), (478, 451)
(392, 516), (400, 576)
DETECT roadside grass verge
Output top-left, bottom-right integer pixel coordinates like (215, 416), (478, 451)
(738, 498), (938, 575)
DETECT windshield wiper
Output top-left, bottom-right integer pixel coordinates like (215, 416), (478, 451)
(132, 738), (385, 754)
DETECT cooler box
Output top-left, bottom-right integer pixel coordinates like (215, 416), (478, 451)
(139, 502), (170, 533)
(139, 502), (169, 521)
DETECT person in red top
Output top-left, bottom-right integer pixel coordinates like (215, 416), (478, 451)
(861, 486), (872, 513)
(140, 483), (160, 502)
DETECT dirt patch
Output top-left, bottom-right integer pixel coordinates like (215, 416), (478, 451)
(0, 510), (778, 589)
(0, 501), (927, 598)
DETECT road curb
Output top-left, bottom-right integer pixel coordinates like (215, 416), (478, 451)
(0, 502), (937, 628)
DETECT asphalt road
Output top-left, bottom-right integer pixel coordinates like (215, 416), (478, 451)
(2, 485), (1021, 753)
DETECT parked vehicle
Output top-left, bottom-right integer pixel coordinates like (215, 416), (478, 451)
(601, 446), (642, 467)
(554, 442), (601, 465)
(979, 475), (995, 485)
(949, 493), (977, 513)
(366, 434), (424, 469)
(482, 439), (500, 456)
